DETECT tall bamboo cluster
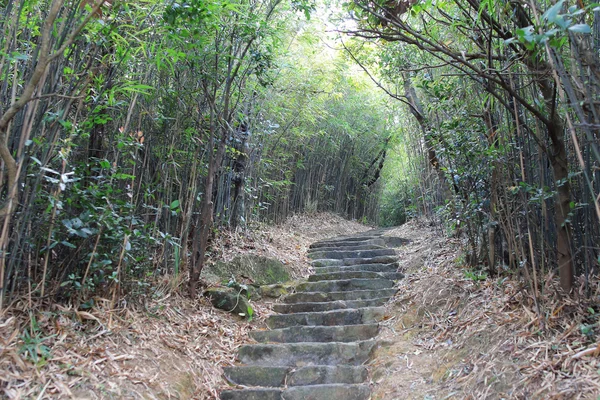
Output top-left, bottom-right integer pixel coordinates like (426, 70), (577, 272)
(0, 0), (389, 306)
(348, 0), (600, 294)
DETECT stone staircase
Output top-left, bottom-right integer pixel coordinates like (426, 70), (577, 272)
(220, 230), (403, 400)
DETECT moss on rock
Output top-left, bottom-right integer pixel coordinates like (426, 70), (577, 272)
(202, 255), (290, 285)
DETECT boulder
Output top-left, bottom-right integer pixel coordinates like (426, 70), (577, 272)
(259, 283), (292, 298)
(202, 255), (290, 285)
(203, 288), (253, 319)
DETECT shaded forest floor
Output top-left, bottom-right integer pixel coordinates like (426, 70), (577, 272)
(1, 213), (600, 399)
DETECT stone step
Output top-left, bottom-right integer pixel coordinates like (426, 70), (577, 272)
(223, 365), (368, 387)
(310, 236), (381, 247)
(313, 262), (399, 274)
(221, 384), (370, 400)
(266, 307), (385, 329)
(309, 270), (404, 281)
(307, 244), (385, 253)
(309, 238), (385, 249)
(221, 388), (281, 400)
(251, 324), (379, 343)
(295, 278), (394, 293)
(237, 340), (378, 367)
(308, 270), (386, 281)
(284, 288), (397, 303)
(273, 298), (389, 314)
(311, 255), (398, 267)
(308, 248), (396, 260)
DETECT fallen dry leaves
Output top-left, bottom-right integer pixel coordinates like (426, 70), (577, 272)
(0, 212), (368, 399)
(3, 214), (598, 399)
(373, 218), (600, 399)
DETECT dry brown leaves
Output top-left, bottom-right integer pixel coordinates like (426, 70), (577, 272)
(375, 218), (600, 399)
(0, 295), (273, 399)
(0, 212), (367, 399)
(207, 213), (370, 279)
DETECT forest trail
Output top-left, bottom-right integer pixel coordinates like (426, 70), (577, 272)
(2, 215), (599, 399)
(221, 229), (403, 399)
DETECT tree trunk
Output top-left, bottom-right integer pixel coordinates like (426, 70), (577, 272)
(189, 128), (227, 298)
(231, 124), (250, 229)
(548, 116), (574, 291)
(402, 74), (453, 200)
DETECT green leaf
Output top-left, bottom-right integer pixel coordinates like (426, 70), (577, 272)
(568, 23), (591, 33)
(542, 0), (565, 23)
(100, 160), (111, 169)
(170, 200), (180, 210)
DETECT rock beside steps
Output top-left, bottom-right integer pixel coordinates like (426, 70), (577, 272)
(220, 229), (403, 400)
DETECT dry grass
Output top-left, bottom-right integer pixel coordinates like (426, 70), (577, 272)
(0, 212), (368, 399)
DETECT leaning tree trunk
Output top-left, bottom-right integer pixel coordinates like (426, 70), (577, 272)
(189, 126), (228, 298)
(402, 74), (454, 200)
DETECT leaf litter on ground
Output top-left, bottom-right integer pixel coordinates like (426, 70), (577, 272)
(0, 212), (368, 399)
(2, 214), (599, 399)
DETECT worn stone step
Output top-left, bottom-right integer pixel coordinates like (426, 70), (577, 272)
(220, 388), (281, 400)
(309, 270), (403, 282)
(311, 255), (398, 267)
(221, 384), (370, 400)
(313, 262), (398, 274)
(223, 365), (368, 387)
(266, 307), (385, 329)
(309, 238), (385, 249)
(307, 244), (385, 254)
(224, 366), (288, 387)
(308, 270), (386, 281)
(308, 248), (396, 260)
(273, 297), (389, 313)
(288, 366), (368, 386)
(237, 339), (378, 366)
(251, 323), (379, 343)
(296, 278), (394, 293)
(284, 288), (397, 303)
(310, 236), (381, 247)
(283, 384), (370, 400)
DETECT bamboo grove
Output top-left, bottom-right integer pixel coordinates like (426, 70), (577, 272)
(0, 0), (599, 308)
(0, 0), (396, 306)
(344, 0), (600, 295)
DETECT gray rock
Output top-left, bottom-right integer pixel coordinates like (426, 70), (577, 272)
(313, 262), (399, 274)
(273, 297), (389, 313)
(203, 254), (289, 285)
(308, 248), (396, 260)
(251, 324), (380, 343)
(259, 283), (292, 298)
(283, 288), (397, 303)
(266, 307), (386, 329)
(308, 271), (386, 281)
(295, 278), (394, 293)
(237, 340), (379, 366)
(311, 255), (398, 267)
(223, 366), (289, 387)
(283, 384), (370, 400)
(203, 288), (253, 319)
(220, 388), (282, 400)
